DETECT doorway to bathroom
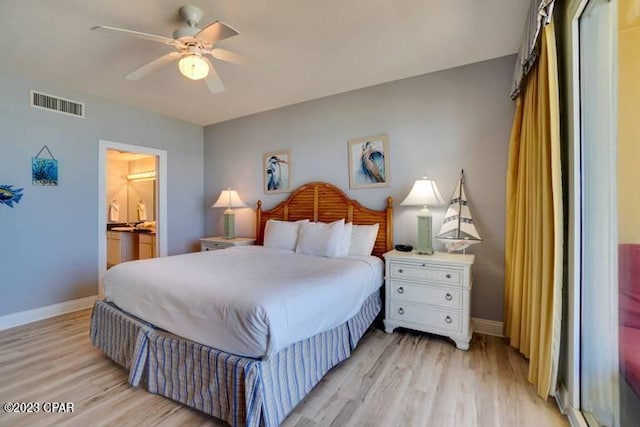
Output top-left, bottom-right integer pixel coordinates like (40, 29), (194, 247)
(97, 140), (168, 297)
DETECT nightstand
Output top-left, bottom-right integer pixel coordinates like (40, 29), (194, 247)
(200, 236), (256, 251)
(382, 250), (475, 350)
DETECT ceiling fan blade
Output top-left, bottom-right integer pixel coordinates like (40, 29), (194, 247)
(208, 48), (247, 65)
(91, 25), (179, 47)
(196, 21), (239, 45)
(125, 52), (182, 80)
(203, 58), (225, 93)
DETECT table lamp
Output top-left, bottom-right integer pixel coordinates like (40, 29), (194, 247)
(211, 188), (247, 239)
(400, 177), (444, 254)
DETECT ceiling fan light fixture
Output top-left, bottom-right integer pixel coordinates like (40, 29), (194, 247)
(178, 54), (209, 80)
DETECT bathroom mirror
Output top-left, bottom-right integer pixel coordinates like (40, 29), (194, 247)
(128, 179), (155, 223)
(106, 150), (157, 224)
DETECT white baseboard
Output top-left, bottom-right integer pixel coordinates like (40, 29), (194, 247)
(555, 383), (587, 427)
(0, 295), (98, 331)
(472, 317), (504, 337)
(565, 402), (587, 427)
(556, 382), (570, 415)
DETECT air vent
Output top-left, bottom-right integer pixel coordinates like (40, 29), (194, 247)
(30, 90), (84, 118)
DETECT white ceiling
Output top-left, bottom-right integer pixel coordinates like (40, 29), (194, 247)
(0, 1), (528, 126)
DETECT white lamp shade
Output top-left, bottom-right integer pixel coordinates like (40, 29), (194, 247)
(400, 177), (445, 207)
(178, 55), (209, 80)
(211, 189), (247, 209)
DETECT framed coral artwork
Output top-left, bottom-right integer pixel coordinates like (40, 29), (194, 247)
(32, 145), (58, 186)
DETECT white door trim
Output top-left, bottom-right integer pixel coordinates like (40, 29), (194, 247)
(567, 0), (589, 412)
(567, 0), (619, 424)
(98, 140), (168, 297)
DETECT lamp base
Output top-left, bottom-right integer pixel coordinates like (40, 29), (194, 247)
(223, 212), (235, 240)
(416, 212), (433, 255)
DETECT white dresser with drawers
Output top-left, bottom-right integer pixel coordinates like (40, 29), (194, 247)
(383, 250), (475, 350)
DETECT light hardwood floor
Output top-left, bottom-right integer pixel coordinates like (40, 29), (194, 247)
(0, 309), (568, 427)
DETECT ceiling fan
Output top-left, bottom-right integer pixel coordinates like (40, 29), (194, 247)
(91, 5), (242, 93)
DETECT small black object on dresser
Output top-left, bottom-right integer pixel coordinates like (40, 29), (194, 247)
(394, 244), (413, 252)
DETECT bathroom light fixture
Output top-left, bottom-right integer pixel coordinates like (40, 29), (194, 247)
(178, 54), (209, 80)
(400, 176), (444, 255)
(211, 188), (247, 239)
(127, 171), (156, 181)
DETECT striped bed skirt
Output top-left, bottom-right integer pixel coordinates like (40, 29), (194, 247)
(90, 291), (381, 427)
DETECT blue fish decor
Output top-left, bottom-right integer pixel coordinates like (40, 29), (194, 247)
(0, 185), (23, 207)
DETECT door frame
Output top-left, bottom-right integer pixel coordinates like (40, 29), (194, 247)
(566, 0), (618, 425)
(97, 140), (168, 297)
(567, 0), (589, 418)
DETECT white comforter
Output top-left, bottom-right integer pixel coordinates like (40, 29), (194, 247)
(104, 246), (383, 358)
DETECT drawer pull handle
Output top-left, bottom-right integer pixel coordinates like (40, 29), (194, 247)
(398, 269), (403, 273)
(397, 286), (405, 294)
(445, 315), (452, 324)
(445, 293), (453, 301)
(446, 274), (452, 279)
(398, 307), (405, 315)
(421, 263), (426, 267)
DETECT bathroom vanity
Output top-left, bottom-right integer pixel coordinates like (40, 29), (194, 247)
(106, 227), (156, 268)
(107, 230), (137, 268)
(138, 233), (156, 260)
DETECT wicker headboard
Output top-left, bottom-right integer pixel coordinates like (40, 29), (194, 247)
(256, 182), (393, 258)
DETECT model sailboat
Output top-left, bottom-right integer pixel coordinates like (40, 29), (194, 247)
(437, 170), (482, 252)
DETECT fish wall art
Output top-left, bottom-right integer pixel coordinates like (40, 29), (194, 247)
(0, 185), (24, 208)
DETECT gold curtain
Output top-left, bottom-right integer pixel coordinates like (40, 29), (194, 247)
(504, 22), (563, 399)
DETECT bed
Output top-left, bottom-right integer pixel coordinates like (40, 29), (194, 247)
(90, 182), (393, 426)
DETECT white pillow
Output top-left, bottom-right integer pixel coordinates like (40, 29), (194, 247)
(349, 223), (380, 256)
(263, 219), (309, 251)
(337, 222), (353, 257)
(296, 219), (345, 258)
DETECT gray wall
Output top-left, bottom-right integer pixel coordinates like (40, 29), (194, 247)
(204, 55), (515, 321)
(0, 71), (204, 316)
